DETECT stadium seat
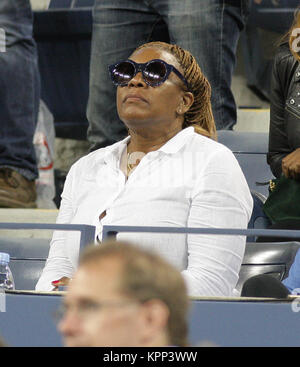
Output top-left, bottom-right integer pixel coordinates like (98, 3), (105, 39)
(247, 191), (271, 241)
(5, 238), (299, 293)
(236, 241), (300, 293)
(3, 221), (298, 292)
(0, 222), (95, 290)
(218, 130), (274, 197)
(101, 224), (300, 295)
(0, 237), (48, 290)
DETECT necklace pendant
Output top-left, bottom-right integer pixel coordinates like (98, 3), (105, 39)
(127, 151), (146, 174)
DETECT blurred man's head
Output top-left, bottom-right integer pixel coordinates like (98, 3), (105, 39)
(58, 240), (189, 347)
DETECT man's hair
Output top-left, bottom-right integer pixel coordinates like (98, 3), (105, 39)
(134, 41), (217, 140)
(79, 240), (189, 347)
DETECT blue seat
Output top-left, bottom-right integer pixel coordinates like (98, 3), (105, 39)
(247, 191), (271, 242)
(236, 241), (300, 293)
(217, 130), (268, 153)
(0, 237), (48, 290)
(101, 223), (300, 295)
(217, 130), (274, 198)
(0, 222), (95, 290)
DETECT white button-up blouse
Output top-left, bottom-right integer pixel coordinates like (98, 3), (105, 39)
(36, 127), (253, 296)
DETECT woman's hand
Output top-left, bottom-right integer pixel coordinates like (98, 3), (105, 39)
(282, 148), (300, 180)
(52, 277), (71, 291)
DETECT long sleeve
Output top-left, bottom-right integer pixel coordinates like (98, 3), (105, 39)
(182, 148), (253, 297)
(35, 164), (77, 291)
(267, 48), (295, 178)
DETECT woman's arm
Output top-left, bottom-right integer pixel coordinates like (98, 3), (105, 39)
(35, 165), (77, 291)
(267, 51), (293, 178)
(182, 148), (253, 297)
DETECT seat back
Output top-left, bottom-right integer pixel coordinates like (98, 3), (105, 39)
(102, 224), (300, 295)
(217, 131), (274, 198)
(0, 238), (49, 290)
(236, 241), (300, 293)
(0, 222), (95, 290)
(247, 191), (271, 241)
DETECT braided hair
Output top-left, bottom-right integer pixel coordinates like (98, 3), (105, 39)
(134, 41), (217, 140)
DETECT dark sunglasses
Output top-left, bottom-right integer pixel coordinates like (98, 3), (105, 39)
(108, 59), (189, 89)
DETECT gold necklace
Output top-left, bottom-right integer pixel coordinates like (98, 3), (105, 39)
(127, 152), (145, 175)
(127, 153), (136, 174)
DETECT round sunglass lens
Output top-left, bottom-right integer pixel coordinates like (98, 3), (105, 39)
(144, 61), (167, 85)
(112, 62), (135, 85)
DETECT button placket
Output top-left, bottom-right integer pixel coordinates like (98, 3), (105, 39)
(94, 166), (127, 238)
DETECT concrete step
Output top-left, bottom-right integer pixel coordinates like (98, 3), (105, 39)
(235, 108), (270, 133)
(0, 209), (58, 239)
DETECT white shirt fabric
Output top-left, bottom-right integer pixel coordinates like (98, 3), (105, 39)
(36, 127), (253, 296)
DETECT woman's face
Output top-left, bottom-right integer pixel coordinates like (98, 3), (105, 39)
(116, 47), (190, 132)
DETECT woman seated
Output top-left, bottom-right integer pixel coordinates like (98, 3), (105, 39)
(265, 10), (300, 292)
(268, 10), (300, 185)
(36, 41), (253, 296)
(260, 9), (300, 240)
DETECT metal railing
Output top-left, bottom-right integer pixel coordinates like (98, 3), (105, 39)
(102, 225), (300, 241)
(0, 222), (95, 251)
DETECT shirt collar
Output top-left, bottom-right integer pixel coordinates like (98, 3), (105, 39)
(156, 126), (195, 154)
(102, 135), (130, 167)
(102, 126), (195, 166)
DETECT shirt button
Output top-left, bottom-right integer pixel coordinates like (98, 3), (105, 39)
(290, 99), (295, 105)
